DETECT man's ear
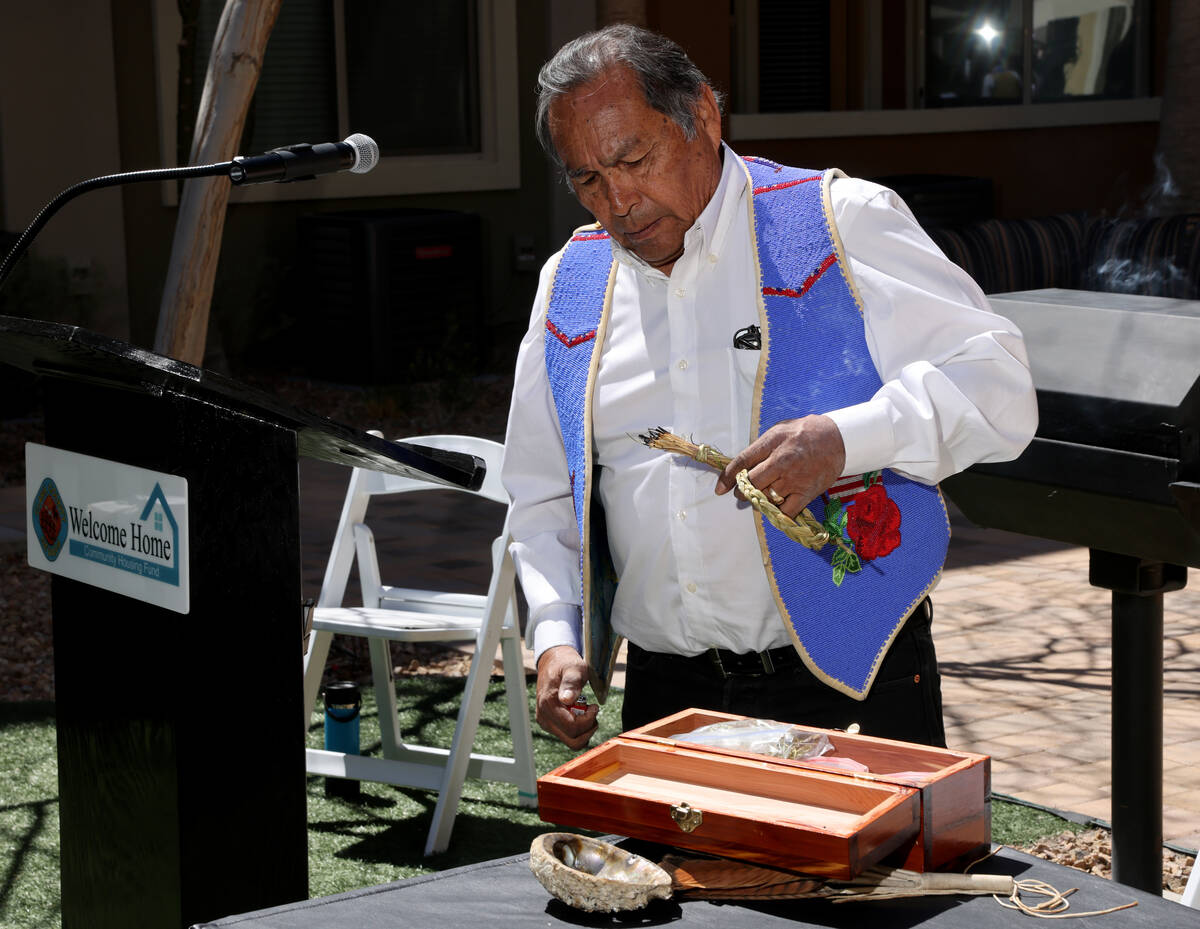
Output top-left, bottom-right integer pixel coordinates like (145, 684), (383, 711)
(694, 84), (723, 150)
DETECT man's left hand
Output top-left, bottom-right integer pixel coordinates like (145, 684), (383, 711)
(714, 415), (846, 517)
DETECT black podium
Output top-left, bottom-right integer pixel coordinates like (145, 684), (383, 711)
(0, 316), (484, 929)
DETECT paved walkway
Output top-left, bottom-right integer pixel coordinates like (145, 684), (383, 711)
(935, 519), (1200, 852)
(5, 457), (1199, 851)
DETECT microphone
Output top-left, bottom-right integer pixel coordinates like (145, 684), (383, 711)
(229, 133), (379, 185)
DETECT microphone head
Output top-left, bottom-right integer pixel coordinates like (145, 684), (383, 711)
(344, 133), (379, 174)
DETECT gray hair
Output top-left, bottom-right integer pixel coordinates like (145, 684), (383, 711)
(535, 24), (724, 175)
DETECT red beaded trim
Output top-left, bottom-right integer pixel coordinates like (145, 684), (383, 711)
(571, 232), (610, 241)
(546, 318), (597, 348)
(762, 253), (839, 299)
(753, 175), (822, 195)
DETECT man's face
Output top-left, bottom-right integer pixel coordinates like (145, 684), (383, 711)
(548, 66), (722, 272)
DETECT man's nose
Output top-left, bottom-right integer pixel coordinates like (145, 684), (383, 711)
(607, 175), (639, 217)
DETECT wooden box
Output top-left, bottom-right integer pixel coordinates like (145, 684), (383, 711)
(627, 709), (991, 872)
(537, 709), (989, 877)
(538, 735), (920, 879)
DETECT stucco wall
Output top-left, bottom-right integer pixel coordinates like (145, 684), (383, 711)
(0, 0), (129, 338)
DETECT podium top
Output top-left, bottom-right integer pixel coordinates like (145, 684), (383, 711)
(0, 316), (485, 490)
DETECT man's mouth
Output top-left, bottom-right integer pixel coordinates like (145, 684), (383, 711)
(624, 217), (662, 241)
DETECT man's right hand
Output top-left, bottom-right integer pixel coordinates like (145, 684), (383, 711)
(536, 645), (599, 749)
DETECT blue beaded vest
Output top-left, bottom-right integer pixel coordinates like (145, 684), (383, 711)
(542, 156), (949, 701)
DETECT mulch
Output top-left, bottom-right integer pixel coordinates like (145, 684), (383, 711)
(1018, 829), (1195, 898)
(0, 550), (53, 702)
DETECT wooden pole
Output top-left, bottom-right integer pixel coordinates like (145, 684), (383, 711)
(154, 0), (280, 365)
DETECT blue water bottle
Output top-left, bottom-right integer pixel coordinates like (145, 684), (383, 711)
(323, 681), (361, 799)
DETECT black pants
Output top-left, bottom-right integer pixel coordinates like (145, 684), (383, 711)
(621, 598), (946, 746)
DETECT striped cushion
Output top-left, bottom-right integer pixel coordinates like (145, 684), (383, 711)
(927, 213), (1090, 295)
(926, 211), (1200, 300)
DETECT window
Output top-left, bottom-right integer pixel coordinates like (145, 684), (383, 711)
(925, 0), (1147, 107)
(730, 0), (1158, 140)
(152, 0), (518, 202)
(737, 0), (831, 113)
(1031, 0), (1145, 101)
(185, 0), (339, 159)
(343, 1), (482, 157)
(925, 0), (1025, 106)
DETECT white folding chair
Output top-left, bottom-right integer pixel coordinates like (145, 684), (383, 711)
(302, 434), (537, 855)
(1183, 858), (1200, 907)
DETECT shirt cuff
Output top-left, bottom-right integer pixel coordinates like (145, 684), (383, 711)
(528, 603), (582, 663)
(825, 396), (897, 477)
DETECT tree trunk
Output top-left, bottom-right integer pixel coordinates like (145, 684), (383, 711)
(154, 0), (280, 365)
(1155, 0), (1200, 213)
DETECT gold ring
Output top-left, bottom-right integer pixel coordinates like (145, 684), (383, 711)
(767, 487), (785, 505)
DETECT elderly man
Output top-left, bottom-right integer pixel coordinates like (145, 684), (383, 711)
(503, 24), (1037, 750)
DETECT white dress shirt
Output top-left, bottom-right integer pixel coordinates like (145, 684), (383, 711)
(503, 144), (1036, 662)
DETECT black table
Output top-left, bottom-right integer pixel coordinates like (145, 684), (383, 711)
(193, 844), (1191, 928)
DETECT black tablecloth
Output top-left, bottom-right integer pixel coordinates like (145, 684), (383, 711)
(193, 844), (1191, 928)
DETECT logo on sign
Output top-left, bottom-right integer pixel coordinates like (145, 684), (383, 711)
(31, 478), (67, 561)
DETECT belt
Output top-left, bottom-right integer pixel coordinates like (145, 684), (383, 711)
(704, 644), (802, 678)
(627, 641), (806, 679)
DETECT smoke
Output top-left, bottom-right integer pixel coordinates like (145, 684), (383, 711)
(1092, 256), (1187, 295)
(1088, 153), (1191, 297)
(1143, 152), (1182, 217)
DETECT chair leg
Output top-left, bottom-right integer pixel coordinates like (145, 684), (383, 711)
(423, 558), (517, 856)
(368, 637), (402, 759)
(1183, 856), (1200, 907)
(302, 628), (334, 730)
(423, 654), (490, 855)
(499, 611), (538, 808)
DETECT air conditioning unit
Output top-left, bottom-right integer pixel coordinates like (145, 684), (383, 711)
(298, 209), (484, 385)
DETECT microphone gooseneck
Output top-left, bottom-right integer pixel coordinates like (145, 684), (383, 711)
(0, 162), (232, 293)
(0, 134), (380, 293)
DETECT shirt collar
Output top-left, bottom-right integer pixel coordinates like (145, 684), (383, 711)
(609, 142), (748, 279)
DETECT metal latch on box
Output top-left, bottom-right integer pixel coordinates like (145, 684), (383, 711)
(671, 802), (703, 833)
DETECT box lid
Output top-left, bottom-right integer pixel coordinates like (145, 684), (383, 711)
(621, 708), (987, 789)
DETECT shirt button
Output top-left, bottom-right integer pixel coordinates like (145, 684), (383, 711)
(677, 510), (688, 521)
(674, 287), (686, 298)
(686, 581), (697, 593)
(678, 359), (688, 370)
(708, 253), (718, 264)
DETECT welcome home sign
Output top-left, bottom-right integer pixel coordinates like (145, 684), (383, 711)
(26, 443), (190, 613)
